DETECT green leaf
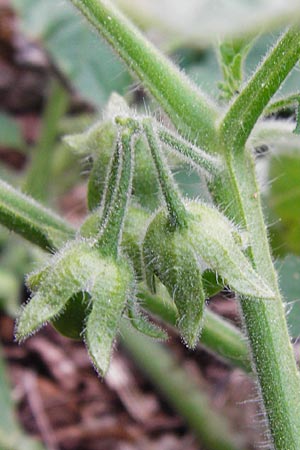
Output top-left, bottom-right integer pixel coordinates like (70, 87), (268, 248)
(276, 255), (300, 338)
(13, 0), (131, 107)
(218, 37), (252, 101)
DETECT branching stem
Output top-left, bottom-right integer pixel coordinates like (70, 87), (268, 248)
(69, 0), (219, 153)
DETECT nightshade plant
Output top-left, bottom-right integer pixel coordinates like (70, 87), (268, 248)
(1, 1), (300, 449)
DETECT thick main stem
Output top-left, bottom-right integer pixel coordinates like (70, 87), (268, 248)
(218, 26), (300, 449)
(224, 149), (300, 449)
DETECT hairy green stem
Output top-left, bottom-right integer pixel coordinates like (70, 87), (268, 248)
(218, 27), (300, 449)
(264, 93), (300, 116)
(221, 25), (300, 151)
(69, 0), (219, 153)
(223, 149), (300, 449)
(157, 125), (223, 176)
(97, 138), (121, 224)
(142, 119), (188, 229)
(97, 128), (134, 257)
(0, 179), (75, 250)
(138, 286), (251, 373)
(121, 325), (245, 450)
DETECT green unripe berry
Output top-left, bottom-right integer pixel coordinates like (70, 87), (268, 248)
(51, 292), (92, 340)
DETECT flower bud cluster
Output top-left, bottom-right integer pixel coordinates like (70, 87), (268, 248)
(16, 96), (274, 375)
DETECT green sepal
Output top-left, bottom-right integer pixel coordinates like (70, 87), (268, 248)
(80, 211), (99, 238)
(16, 240), (103, 339)
(143, 211), (206, 348)
(64, 93), (129, 157)
(96, 126), (135, 257)
(132, 136), (160, 210)
(187, 202), (275, 299)
(26, 264), (51, 293)
(80, 203), (149, 280)
(142, 118), (188, 229)
(127, 297), (168, 340)
(64, 93), (129, 210)
(65, 119), (118, 211)
(85, 259), (134, 376)
(143, 202), (275, 347)
(16, 239), (135, 376)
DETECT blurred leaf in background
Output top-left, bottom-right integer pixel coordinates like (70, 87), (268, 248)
(277, 255), (300, 338)
(115, 0), (300, 47)
(267, 149), (300, 256)
(0, 113), (24, 150)
(13, 0), (132, 108)
(13, 0), (300, 106)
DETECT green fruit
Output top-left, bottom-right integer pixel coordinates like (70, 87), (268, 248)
(51, 292), (92, 340)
